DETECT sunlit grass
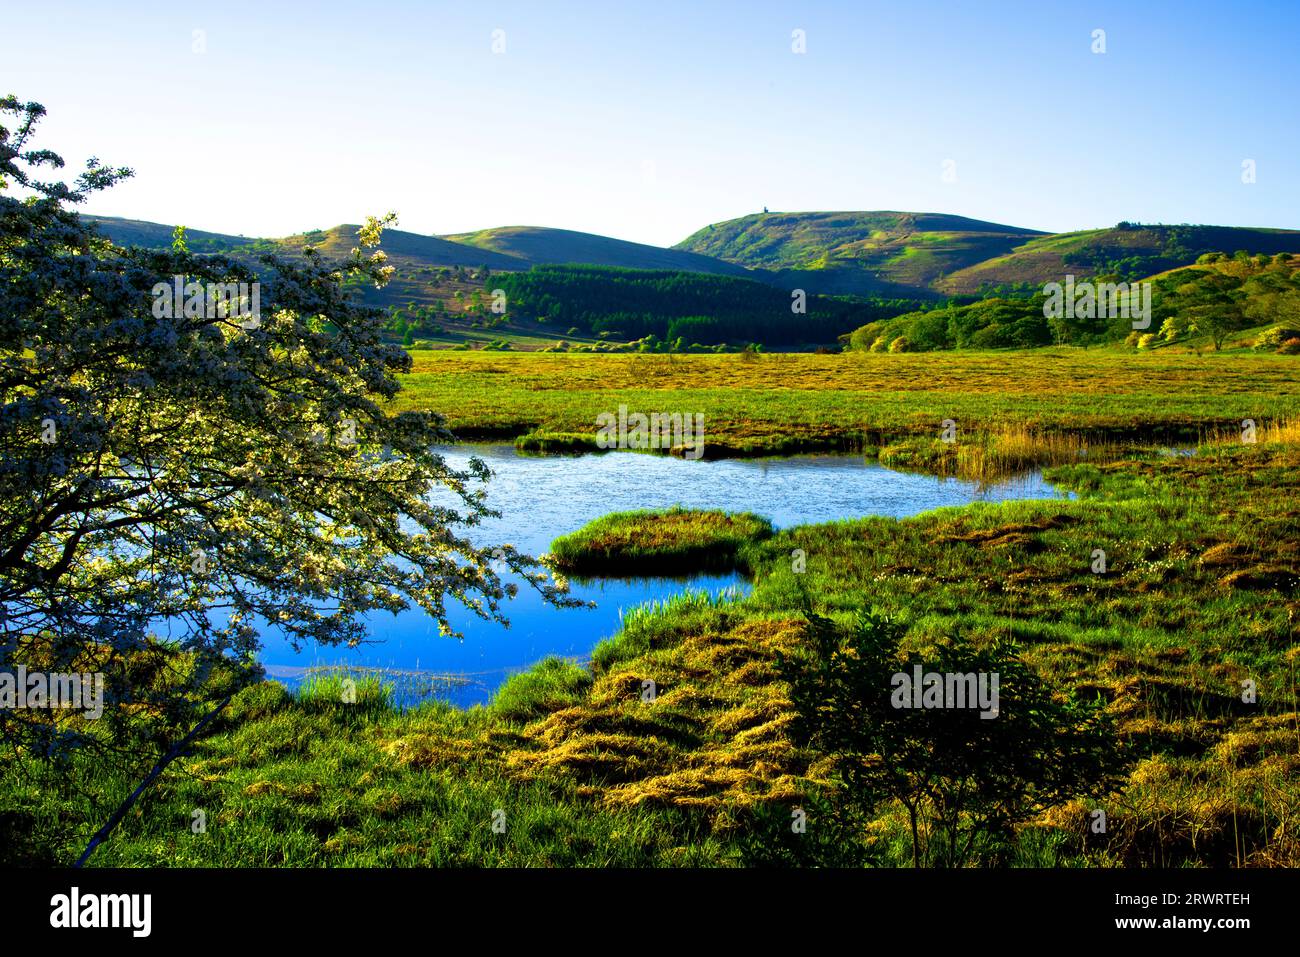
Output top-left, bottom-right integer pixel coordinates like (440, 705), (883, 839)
(391, 350), (1300, 460)
(550, 507), (773, 574)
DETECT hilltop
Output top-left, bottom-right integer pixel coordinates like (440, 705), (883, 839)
(442, 224), (750, 276)
(84, 215), (263, 253)
(674, 211), (1045, 297)
(83, 215), (748, 312)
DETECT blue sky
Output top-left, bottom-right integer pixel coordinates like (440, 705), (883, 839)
(8, 0), (1297, 246)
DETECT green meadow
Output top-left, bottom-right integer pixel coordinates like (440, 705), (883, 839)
(392, 349), (1300, 456)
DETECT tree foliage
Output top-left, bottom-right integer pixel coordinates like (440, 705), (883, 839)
(848, 255), (1300, 353)
(491, 264), (923, 346)
(0, 97), (574, 761)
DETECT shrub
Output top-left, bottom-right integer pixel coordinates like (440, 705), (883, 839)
(781, 607), (1130, 867)
(906, 310), (953, 351)
(848, 321), (883, 351)
(1137, 333), (1159, 350)
(1159, 315), (1189, 343)
(1255, 326), (1300, 351)
(1278, 337), (1300, 355)
(887, 335), (913, 353)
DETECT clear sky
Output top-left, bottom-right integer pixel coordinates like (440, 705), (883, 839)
(7, 0), (1298, 246)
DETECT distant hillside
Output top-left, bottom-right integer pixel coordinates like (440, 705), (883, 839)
(84, 215), (527, 269)
(82, 215), (261, 253)
(85, 215), (751, 312)
(675, 211), (1045, 297)
(277, 225), (530, 311)
(82, 215), (528, 314)
(281, 224), (528, 271)
(443, 225), (751, 277)
(844, 251), (1300, 354)
(676, 211), (1300, 298)
(936, 224), (1300, 294)
(84, 212), (1300, 350)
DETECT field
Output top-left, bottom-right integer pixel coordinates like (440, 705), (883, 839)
(7, 350), (1299, 868)
(393, 350), (1300, 455)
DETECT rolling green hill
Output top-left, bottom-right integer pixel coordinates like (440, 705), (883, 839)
(443, 224), (751, 276)
(275, 225), (529, 312)
(674, 211), (1045, 297)
(82, 215), (263, 253)
(84, 212), (1300, 350)
(83, 216), (749, 312)
(937, 223), (1300, 294)
(84, 215), (529, 269)
(81, 215), (528, 316)
(676, 211), (1300, 297)
(281, 224), (529, 271)
(845, 251), (1300, 353)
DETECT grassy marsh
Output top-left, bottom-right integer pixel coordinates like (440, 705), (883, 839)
(6, 352), (1300, 868)
(6, 436), (1297, 867)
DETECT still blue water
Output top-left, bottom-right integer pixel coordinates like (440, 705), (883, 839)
(259, 445), (1067, 707)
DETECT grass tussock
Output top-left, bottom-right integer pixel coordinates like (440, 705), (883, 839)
(515, 430), (602, 454)
(550, 507), (773, 575)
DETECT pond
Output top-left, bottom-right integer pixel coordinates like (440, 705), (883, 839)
(259, 445), (1069, 707)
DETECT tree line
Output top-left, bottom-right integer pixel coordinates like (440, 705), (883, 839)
(490, 264), (927, 346)
(848, 252), (1300, 352)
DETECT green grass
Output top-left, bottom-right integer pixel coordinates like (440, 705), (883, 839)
(515, 430), (604, 453)
(4, 676), (727, 867)
(550, 507), (773, 575)
(392, 350), (1300, 458)
(490, 657), (593, 723)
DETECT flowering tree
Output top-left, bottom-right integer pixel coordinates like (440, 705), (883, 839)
(0, 96), (573, 761)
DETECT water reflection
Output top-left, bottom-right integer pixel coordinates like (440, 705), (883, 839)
(259, 445), (1069, 707)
